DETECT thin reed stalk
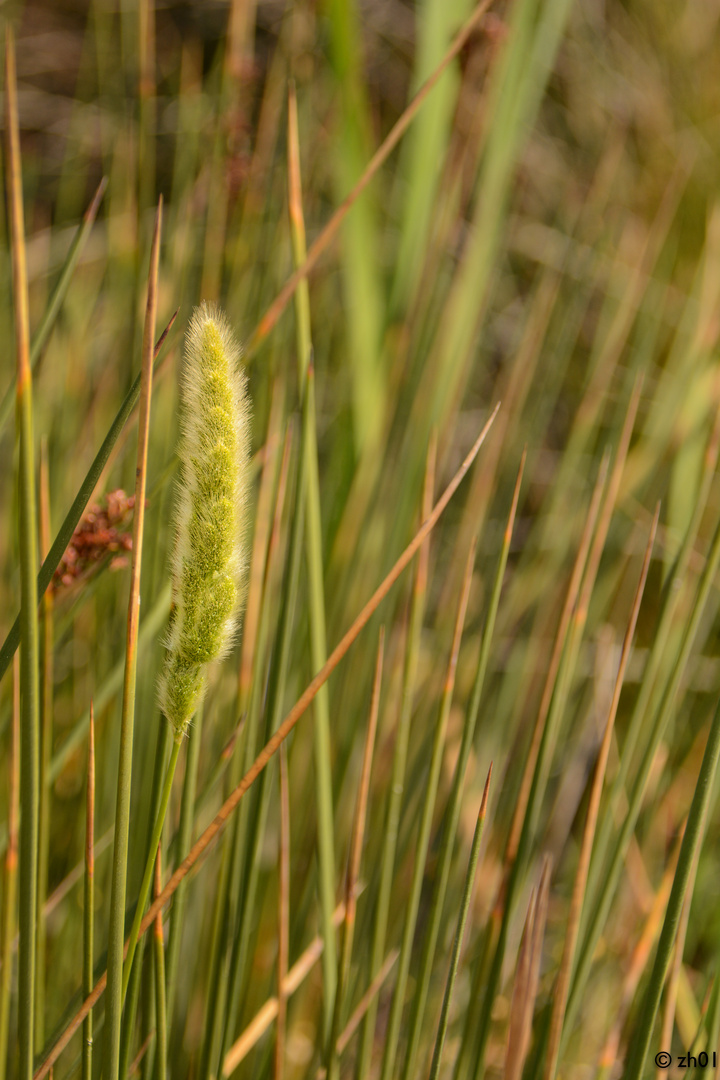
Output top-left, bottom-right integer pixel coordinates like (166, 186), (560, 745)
(35, 441), (53, 1048)
(82, 706), (95, 1080)
(276, 743), (290, 1080)
(0, 656), (20, 1080)
(6, 29), (41, 1080)
(287, 82), (337, 1034)
(152, 851), (167, 1080)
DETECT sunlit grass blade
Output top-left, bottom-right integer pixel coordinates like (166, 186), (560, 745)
(0, 311), (177, 687)
(401, 450), (524, 1080)
(6, 28), (41, 1080)
(35, 439), (53, 1048)
(379, 537), (477, 1080)
(287, 82), (337, 1034)
(623, 689), (720, 1080)
(82, 705), (95, 1080)
(102, 196), (162, 1080)
(356, 434), (435, 1080)
(544, 505), (658, 1080)
(34, 408), (498, 1080)
(0, 177), (107, 435)
(429, 765), (492, 1080)
(0, 656), (20, 1080)
(327, 628), (384, 1080)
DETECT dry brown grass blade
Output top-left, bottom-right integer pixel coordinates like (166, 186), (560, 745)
(34, 407), (499, 1079)
(246, 0), (494, 355)
(275, 742), (290, 1080)
(543, 504), (659, 1080)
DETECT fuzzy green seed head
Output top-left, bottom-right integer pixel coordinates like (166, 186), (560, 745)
(158, 302), (252, 736)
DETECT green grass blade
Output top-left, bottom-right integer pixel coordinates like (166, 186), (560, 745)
(152, 852), (167, 1080)
(165, 698), (204, 1033)
(0, 658), (20, 1080)
(287, 85), (337, 1036)
(6, 29), (41, 1080)
(82, 706), (96, 1080)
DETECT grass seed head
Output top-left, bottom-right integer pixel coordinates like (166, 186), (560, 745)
(158, 302), (252, 737)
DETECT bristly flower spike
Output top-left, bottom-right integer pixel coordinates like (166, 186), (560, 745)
(159, 302), (252, 739)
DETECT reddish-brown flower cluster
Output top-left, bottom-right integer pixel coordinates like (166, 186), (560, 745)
(53, 489), (135, 591)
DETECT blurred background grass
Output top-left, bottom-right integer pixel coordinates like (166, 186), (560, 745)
(4, 1), (720, 1078)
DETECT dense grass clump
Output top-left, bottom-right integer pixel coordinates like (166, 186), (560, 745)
(3, 3), (720, 1080)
